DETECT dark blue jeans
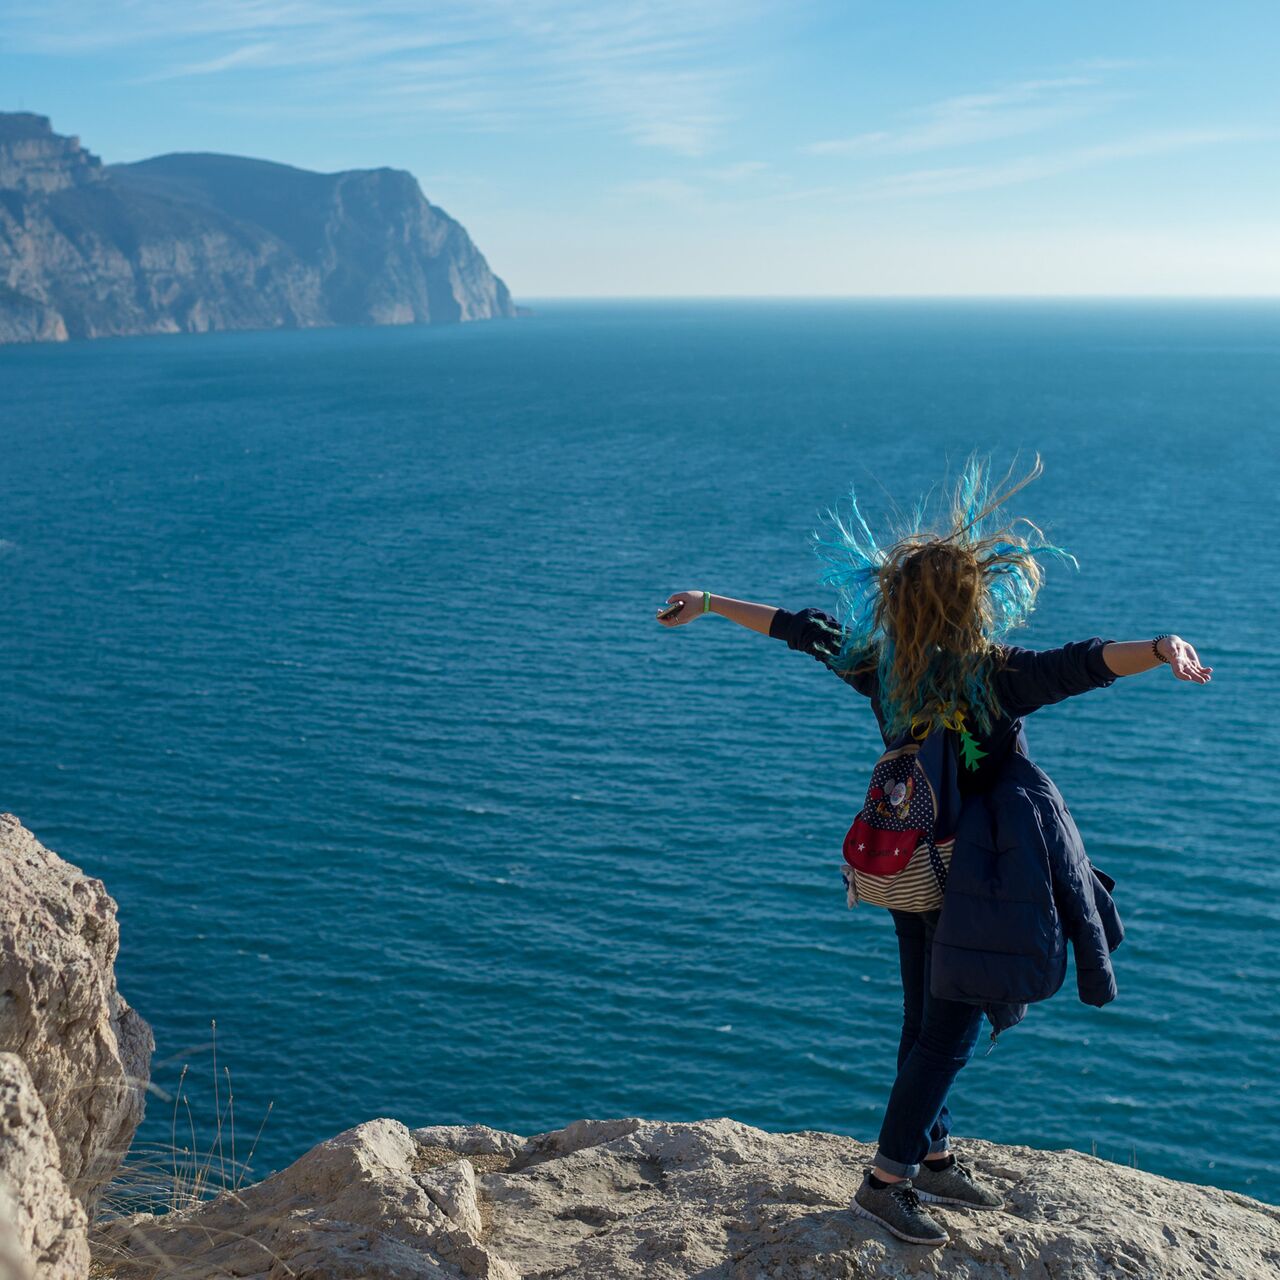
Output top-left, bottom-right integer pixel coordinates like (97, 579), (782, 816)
(873, 907), (985, 1178)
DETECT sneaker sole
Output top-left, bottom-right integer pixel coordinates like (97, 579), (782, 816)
(850, 1198), (949, 1245)
(914, 1187), (1005, 1210)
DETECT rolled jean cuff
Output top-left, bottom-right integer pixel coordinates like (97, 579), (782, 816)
(927, 1136), (950, 1155)
(872, 1148), (920, 1179)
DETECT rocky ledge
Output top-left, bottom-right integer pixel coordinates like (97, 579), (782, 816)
(95, 1114), (1279, 1279)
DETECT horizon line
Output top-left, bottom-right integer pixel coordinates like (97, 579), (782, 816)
(515, 293), (1280, 302)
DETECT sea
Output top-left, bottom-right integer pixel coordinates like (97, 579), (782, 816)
(1, 300), (1277, 1203)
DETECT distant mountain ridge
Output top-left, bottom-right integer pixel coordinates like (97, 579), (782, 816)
(0, 112), (516, 344)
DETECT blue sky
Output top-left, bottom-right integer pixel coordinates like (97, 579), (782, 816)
(2, 1), (1277, 297)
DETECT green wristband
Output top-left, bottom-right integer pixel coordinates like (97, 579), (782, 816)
(702, 590), (711, 614)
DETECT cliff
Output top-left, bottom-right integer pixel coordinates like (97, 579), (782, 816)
(2, 812), (1278, 1280)
(0, 814), (153, 1279)
(0, 113), (515, 344)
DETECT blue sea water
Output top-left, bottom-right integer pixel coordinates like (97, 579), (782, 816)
(1, 301), (1277, 1203)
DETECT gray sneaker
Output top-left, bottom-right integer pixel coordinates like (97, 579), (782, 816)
(851, 1171), (949, 1245)
(911, 1156), (1004, 1209)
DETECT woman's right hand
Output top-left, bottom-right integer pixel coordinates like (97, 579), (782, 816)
(1157, 635), (1213, 683)
(656, 591), (705, 626)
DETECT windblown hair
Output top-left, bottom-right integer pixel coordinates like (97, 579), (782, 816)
(808, 452), (1077, 740)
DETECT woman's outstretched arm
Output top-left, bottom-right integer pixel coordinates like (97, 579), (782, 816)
(658, 595), (876, 698)
(1102, 636), (1212, 683)
(656, 591), (778, 635)
(976, 632), (1213, 718)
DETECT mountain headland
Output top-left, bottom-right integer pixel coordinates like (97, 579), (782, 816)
(0, 112), (516, 344)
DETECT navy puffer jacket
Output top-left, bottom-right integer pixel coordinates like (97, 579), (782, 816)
(768, 606), (1125, 1038)
(933, 748), (1124, 1036)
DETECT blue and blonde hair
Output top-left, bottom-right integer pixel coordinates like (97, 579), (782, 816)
(807, 452), (1076, 739)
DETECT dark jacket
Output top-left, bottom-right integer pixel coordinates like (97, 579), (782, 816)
(768, 606), (1125, 1038)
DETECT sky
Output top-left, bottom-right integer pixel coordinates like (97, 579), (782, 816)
(2, 1), (1277, 298)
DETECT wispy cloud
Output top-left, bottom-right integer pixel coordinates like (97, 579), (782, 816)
(854, 129), (1261, 200)
(615, 176), (707, 207)
(613, 158), (783, 210)
(1073, 57), (1146, 73)
(805, 76), (1112, 157)
(158, 42), (283, 78)
(1, 0), (764, 156)
(705, 160), (769, 181)
(793, 66), (1273, 206)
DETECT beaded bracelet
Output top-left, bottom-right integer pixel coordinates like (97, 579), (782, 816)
(702, 590), (711, 614)
(1152, 634), (1172, 663)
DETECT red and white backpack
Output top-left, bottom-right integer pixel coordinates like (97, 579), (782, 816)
(841, 723), (964, 911)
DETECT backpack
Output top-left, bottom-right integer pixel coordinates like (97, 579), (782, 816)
(841, 722), (964, 912)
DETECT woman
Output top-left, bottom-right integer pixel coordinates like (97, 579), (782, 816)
(655, 455), (1211, 1247)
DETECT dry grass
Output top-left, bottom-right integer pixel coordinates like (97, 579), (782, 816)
(89, 1020), (284, 1279)
(94, 1019), (273, 1222)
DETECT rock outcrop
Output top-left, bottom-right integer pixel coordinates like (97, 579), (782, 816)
(95, 1114), (1280, 1279)
(0, 813), (153, 1212)
(0, 112), (516, 344)
(0, 1053), (89, 1280)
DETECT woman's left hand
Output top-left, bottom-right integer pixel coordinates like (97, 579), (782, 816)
(656, 591), (705, 626)
(1157, 635), (1212, 683)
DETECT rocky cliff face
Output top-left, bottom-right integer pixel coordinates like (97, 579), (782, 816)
(0, 1054), (90, 1280)
(0, 113), (515, 344)
(0, 814), (153, 1278)
(0, 112), (105, 195)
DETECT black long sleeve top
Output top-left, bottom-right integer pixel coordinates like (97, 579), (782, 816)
(768, 606), (1118, 793)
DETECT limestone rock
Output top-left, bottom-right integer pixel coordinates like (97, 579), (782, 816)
(96, 1117), (517, 1280)
(412, 1125), (526, 1161)
(95, 1114), (1280, 1279)
(0, 813), (154, 1212)
(0, 1052), (90, 1280)
(0, 112), (104, 195)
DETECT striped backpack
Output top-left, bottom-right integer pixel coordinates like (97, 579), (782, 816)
(841, 726), (963, 912)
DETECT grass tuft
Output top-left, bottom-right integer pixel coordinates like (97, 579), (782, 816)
(93, 1019), (274, 1221)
